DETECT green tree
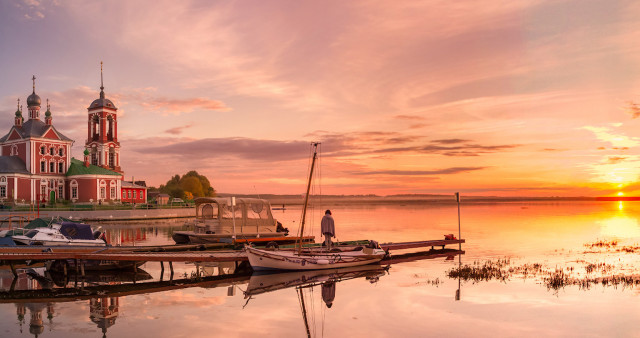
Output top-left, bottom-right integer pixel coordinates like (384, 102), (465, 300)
(159, 171), (216, 198)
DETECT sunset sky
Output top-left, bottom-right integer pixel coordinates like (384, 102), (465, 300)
(1, 0), (639, 196)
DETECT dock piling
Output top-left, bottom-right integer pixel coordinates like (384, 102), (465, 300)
(169, 261), (174, 281)
(9, 261), (17, 277)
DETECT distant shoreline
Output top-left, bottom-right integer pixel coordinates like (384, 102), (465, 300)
(216, 193), (636, 206)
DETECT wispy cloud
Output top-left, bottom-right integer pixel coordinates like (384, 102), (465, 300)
(140, 97), (229, 114)
(582, 125), (640, 148)
(165, 124), (193, 135)
(352, 167), (486, 176)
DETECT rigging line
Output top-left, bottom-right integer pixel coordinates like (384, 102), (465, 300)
(308, 285), (317, 338)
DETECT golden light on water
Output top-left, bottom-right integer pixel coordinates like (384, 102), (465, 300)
(599, 214), (640, 238)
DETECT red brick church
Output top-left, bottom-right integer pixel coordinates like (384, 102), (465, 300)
(0, 69), (144, 204)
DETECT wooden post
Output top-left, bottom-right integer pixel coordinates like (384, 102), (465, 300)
(455, 192), (461, 251)
(9, 262), (17, 277)
(169, 261), (174, 281)
(160, 261), (165, 281)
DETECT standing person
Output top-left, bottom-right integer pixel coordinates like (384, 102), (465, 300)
(321, 210), (335, 250)
(322, 281), (336, 308)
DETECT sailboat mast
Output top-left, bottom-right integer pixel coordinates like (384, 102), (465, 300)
(297, 288), (313, 338)
(298, 142), (319, 254)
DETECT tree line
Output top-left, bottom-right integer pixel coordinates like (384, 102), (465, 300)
(157, 171), (216, 200)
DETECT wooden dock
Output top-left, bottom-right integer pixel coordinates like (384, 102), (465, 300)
(0, 239), (464, 264)
(0, 248), (464, 302)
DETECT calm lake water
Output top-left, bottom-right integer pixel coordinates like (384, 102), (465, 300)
(1, 201), (640, 337)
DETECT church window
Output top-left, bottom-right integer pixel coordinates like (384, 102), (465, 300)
(70, 180), (78, 199)
(50, 162), (55, 173)
(108, 148), (115, 167)
(100, 180), (106, 200)
(58, 148), (64, 156)
(40, 185), (46, 199)
(40, 161), (46, 172)
(0, 177), (6, 199)
(107, 116), (114, 141)
(58, 162), (64, 173)
(91, 149), (98, 166)
(40, 146), (45, 155)
(49, 147), (54, 156)
(93, 115), (100, 140)
(110, 187), (116, 200)
(11, 145), (17, 156)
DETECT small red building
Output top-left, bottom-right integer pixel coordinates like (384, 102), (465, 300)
(121, 181), (147, 204)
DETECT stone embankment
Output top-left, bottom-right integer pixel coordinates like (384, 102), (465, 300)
(7, 207), (196, 222)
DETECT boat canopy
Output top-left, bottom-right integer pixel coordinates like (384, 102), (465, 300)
(59, 222), (95, 240)
(195, 197), (276, 231)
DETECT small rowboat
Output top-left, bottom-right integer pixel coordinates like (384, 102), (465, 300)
(245, 245), (386, 271)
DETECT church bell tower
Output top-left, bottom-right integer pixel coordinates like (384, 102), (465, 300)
(85, 62), (122, 173)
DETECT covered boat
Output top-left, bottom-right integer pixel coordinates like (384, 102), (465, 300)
(172, 197), (291, 244)
(12, 221), (106, 246)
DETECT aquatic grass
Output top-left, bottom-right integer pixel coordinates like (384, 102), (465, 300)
(447, 259), (511, 283)
(448, 258), (639, 293)
(584, 239), (618, 248)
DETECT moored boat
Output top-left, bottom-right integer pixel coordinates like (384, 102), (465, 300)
(246, 243), (386, 271)
(245, 143), (387, 271)
(172, 197), (298, 244)
(11, 221), (106, 246)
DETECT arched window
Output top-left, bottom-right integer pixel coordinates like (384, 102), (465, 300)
(0, 177), (6, 198)
(70, 180), (78, 199)
(57, 179), (64, 200)
(202, 204), (215, 219)
(108, 147), (115, 167)
(11, 145), (18, 156)
(40, 146), (45, 155)
(58, 160), (64, 174)
(110, 180), (116, 199)
(40, 160), (46, 173)
(91, 147), (98, 166)
(100, 180), (106, 200)
(49, 147), (55, 156)
(107, 116), (114, 141)
(58, 147), (64, 156)
(93, 115), (100, 140)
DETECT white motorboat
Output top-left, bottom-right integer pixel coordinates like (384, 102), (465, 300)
(12, 221), (106, 246)
(245, 143), (387, 271)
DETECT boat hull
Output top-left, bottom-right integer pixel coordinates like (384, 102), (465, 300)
(245, 246), (386, 271)
(12, 237), (106, 246)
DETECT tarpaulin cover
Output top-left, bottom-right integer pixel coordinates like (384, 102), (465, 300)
(59, 222), (94, 240)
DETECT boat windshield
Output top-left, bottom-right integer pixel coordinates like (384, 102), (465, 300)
(221, 204), (242, 219)
(200, 203), (218, 219)
(24, 230), (39, 238)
